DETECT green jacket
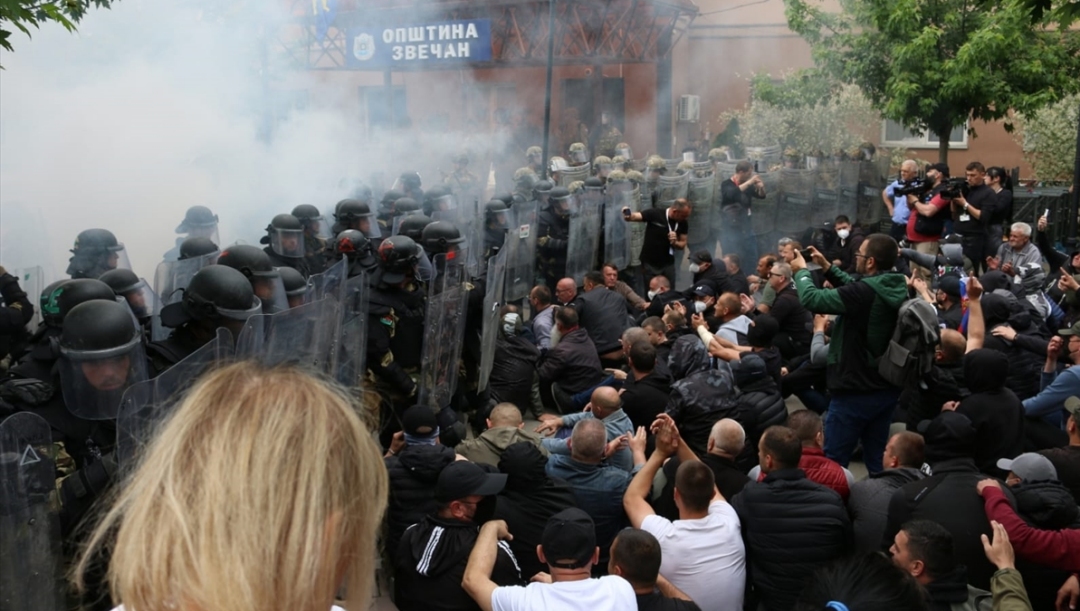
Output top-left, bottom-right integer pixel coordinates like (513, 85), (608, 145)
(793, 266), (908, 393)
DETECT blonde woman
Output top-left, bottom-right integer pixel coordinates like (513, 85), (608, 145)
(75, 361), (388, 611)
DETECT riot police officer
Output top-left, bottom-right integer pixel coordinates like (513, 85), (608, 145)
(399, 171), (424, 201)
(483, 200), (510, 262)
(150, 265), (261, 373)
(217, 244), (288, 313)
(512, 167), (538, 203)
(537, 186), (572, 287)
(99, 268), (159, 328)
(334, 199), (380, 240)
(260, 213), (310, 278)
(278, 266), (310, 309)
(291, 204), (332, 275)
(178, 236), (220, 261)
(333, 230), (378, 279)
(549, 156), (570, 185)
(421, 220), (468, 285)
(397, 215), (436, 282)
(0, 266), (34, 365)
(568, 142), (589, 166)
(66, 228), (130, 280)
(444, 152), (479, 198)
(423, 185), (457, 220)
(593, 155), (614, 181)
(376, 189), (405, 234)
(367, 236), (426, 407)
(526, 145), (544, 176)
(164, 206), (220, 262)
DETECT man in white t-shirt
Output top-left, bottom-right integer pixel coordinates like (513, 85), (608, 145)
(462, 508), (636, 611)
(623, 415), (746, 611)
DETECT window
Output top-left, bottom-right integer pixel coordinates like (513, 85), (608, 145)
(881, 119), (968, 149)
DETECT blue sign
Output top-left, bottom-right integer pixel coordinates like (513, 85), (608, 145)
(346, 20), (492, 68)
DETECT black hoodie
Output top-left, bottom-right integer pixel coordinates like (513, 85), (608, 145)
(493, 442), (578, 580)
(955, 350), (1025, 477)
(978, 293), (1042, 400)
(384, 443), (456, 561)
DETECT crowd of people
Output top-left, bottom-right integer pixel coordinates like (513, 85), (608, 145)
(1, 141), (1079, 611)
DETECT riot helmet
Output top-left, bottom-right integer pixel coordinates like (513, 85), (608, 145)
(217, 245), (287, 313)
(534, 180), (554, 207)
(549, 156), (570, 175)
(278, 266), (310, 308)
(159, 265), (261, 333)
(584, 177), (604, 191)
(58, 299), (148, 420)
(291, 204), (332, 241)
(376, 235), (422, 284)
(99, 268), (159, 322)
(334, 199), (380, 239)
(485, 200), (510, 231)
(568, 142), (589, 164)
(607, 170), (628, 184)
(66, 228), (130, 279)
(351, 183), (374, 204)
(614, 142), (633, 160)
(424, 185), (456, 219)
(675, 160), (695, 175)
(178, 237), (220, 261)
(708, 148), (731, 163)
(626, 170), (645, 186)
(393, 197), (421, 216)
(398, 215), (434, 243)
(40, 278), (116, 329)
(421, 221), (466, 257)
(175, 205), (220, 244)
(379, 190), (405, 215)
(526, 146), (543, 163)
(513, 167), (538, 193)
(646, 155), (666, 174)
(399, 171), (423, 190)
(334, 230), (377, 269)
(593, 155), (613, 178)
(260, 213), (305, 259)
(549, 186), (572, 217)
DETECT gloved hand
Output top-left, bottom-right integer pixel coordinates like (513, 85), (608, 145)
(0, 378), (55, 406)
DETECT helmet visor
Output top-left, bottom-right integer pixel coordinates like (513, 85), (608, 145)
(60, 339), (148, 420)
(615, 146), (632, 159)
(305, 217), (333, 241)
(153, 252), (219, 310)
(121, 279), (159, 322)
(185, 225), (220, 246)
(252, 275), (289, 314)
(569, 150), (588, 164)
(356, 214), (382, 240)
(270, 229), (306, 259)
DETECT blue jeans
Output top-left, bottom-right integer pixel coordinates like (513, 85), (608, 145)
(824, 388), (900, 474)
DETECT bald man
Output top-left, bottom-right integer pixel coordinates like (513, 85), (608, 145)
(555, 277), (579, 307)
(536, 386), (636, 472)
(883, 159), (919, 242)
(455, 403), (549, 467)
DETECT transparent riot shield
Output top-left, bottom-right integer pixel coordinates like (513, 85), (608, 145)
(655, 174), (690, 209)
(557, 164), (590, 188)
(116, 328), (233, 467)
(418, 254), (469, 411)
(687, 175), (716, 247)
(235, 296), (341, 375)
(331, 274), (369, 391)
(565, 193), (603, 286)
(629, 184), (645, 267)
(152, 250), (220, 308)
(12, 267), (44, 329)
(504, 200), (538, 302)
(308, 255), (348, 302)
(603, 184), (633, 270)
(477, 249), (507, 393)
(0, 412), (64, 611)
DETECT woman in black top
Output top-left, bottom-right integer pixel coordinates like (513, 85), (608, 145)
(983, 166), (1014, 254)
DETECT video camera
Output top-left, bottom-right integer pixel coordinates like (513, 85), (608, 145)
(939, 177), (970, 199)
(894, 178), (934, 197)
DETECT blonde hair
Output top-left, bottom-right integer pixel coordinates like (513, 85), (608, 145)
(75, 361), (388, 611)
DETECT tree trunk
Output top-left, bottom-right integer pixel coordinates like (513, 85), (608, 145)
(938, 136), (949, 166)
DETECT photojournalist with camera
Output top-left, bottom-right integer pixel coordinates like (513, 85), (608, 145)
(901, 163), (952, 279)
(949, 161), (995, 275)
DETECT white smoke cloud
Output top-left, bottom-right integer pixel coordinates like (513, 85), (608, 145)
(0, 0), (513, 285)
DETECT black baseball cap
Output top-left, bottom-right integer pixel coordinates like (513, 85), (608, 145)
(926, 163), (950, 177)
(691, 250), (713, 264)
(541, 508), (596, 569)
(938, 275), (962, 299)
(435, 461), (507, 503)
(402, 405), (438, 438)
(692, 285), (716, 297)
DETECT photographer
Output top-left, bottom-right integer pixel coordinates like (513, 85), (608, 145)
(904, 163), (950, 279)
(950, 162), (994, 275)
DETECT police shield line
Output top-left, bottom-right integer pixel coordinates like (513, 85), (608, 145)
(0, 143), (788, 609)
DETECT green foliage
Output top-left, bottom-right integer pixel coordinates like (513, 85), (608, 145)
(718, 73), (880, 160)
(0, 0), (115, 59)
(783, 0), (1080, 162)
(1012, 94), (1080, 181)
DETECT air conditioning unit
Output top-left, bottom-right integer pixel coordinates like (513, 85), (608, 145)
(678, 95), (700, 122)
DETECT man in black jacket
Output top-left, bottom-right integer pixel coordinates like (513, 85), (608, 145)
(643, 275), (685, 320)
(493, 442), (578, 581)
(719, 161), (765, 269)
(574, 270), (632, 366)
(722, 253), (751, 296)
(384, 406), (458, 563)
(730, 425), (851, 611)
(762, 261), (811, 360)
(396, 461), (524, 610)
(849, 431), (926, 553)
(537, 307), (606, 412)
(620, 341), (672, 430)
(883, 411), (1014, 591)
(889, 519), (993, 610)
(684, 250), (734, 298)
(655, 417), (752, 521)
